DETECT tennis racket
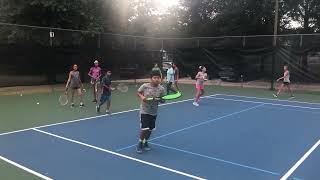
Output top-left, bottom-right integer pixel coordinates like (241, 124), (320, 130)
(59, 93), (68, 106)
(116, 83), (129, 93)
(146, 91), (182, 101)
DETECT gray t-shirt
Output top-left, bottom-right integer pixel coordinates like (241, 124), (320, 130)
(70, 71), (81, 88)
(138, 83), (165, 116)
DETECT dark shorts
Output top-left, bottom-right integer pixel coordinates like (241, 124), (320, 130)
(283, 82), (290, 85)
(71, 86), (80, 90)
(140, 114), (157, 131)
(100, 94), (111, 102)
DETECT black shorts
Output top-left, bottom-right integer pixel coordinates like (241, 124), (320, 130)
(71, 86), (80, 90)
(140, 114), (157, 131)
(283, 82), (290, 85)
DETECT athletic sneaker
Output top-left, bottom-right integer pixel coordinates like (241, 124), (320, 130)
(143, 141), (151, 151)
(96, 105), (100, 113)
(193, 102), (199, 106)
(70, 103), (75, 108)
(92, 99), (97, 103)
(289, 95), (295, 99)
(80, 103), (85, 108)
(273, 94), (278, 98)
(136, 142), (143, 154)
(106, 110), (111, 115)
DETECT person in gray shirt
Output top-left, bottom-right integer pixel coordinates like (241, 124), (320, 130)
(136, 70), (165, 153)
(65, 64), (85, 107)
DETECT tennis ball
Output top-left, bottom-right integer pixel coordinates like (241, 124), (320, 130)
(37, 102), (40, 105)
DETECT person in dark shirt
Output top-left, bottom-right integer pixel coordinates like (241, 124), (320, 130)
(96, 70), (113, 114)
(172, 63), (180, 91)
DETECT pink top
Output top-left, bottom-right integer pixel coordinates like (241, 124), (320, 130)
(89, 67), (101, 79)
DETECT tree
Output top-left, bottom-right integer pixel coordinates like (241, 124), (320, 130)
(284, 0), (320, 33)
(0, 0), (110, 45)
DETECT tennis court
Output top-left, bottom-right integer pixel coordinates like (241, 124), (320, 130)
(1, 91), (319, 180)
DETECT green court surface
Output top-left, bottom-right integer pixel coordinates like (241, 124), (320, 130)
(0, 83), (319, 180)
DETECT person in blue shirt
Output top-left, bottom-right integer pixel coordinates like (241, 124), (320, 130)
(96, 70), (113, 114)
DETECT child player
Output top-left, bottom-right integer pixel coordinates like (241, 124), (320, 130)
(136, 70), (165, 153)
(273, 65), (294, 98)
(96, 70), (113, 114)
(193, 66), (208, 106)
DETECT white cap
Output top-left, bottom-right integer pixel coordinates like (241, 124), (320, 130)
(94, 60), (99, 64)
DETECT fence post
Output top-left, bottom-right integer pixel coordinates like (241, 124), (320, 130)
(271, 0), (279, 90)
(242, 36), (246, 48)
(49, 29), (54, 47)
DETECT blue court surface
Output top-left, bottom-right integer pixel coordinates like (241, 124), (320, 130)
(1, 94), (320, 180)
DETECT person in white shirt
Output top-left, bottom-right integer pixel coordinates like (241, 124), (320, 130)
(273, 65), (294, 98)
(166, 63), (177, 95)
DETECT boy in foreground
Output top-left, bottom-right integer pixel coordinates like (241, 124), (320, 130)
(136, 70), (166, 153)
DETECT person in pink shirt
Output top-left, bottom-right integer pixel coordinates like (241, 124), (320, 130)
(193, 66), (208, 107)
(88, 60), (102, 103)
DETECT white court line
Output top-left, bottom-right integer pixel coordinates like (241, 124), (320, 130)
(32, 128), (206, 180)
(0, 94), (218, 137)
(0, 155), (54, 180)
(208, 97), (320, 110)
(215, 94), (320, 105)
(280, 139), (320, 180)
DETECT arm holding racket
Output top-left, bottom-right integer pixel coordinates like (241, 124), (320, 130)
(65, 72), (72, 92)
(88, 68), (93, 79)
(79, 76), (86, 92)
(277, 74), (285, 82)
(137, 92), (148, 102)
(195, 72), (201, 80)
(103, 84), (114, 91)
(146, 91), (182, 102)
(204, 73), (208, 81)
(277, 71), (288, 82)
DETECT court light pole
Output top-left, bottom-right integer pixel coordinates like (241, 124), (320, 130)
(271, 0), (279, 90)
